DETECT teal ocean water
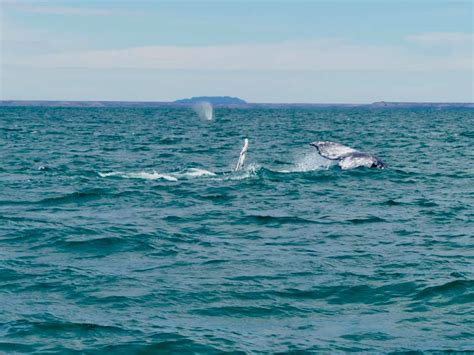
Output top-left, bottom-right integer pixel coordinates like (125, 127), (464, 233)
(1, 107), (473, 353)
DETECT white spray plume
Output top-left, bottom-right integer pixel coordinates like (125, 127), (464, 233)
(193, 101), (213, 120)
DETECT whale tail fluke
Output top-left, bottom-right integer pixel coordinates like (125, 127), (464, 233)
(310, 141), (386, 169)
(309, 141), (358, 160)
(235, 138), (249, 171)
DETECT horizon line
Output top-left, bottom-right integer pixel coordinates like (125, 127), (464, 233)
(1, 99), (473, 105)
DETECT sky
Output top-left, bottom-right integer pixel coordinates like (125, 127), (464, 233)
(0, 0), (473, 103)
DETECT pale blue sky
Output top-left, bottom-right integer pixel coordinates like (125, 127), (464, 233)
(1, 0), (473, 102)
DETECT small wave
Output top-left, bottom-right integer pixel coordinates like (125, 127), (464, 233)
(191, 304), (301, 317)
(96, 334), (222, 353)
(415, 280), (473, 300)
(459, 131), (474, 138)
(38, 188), (107, 205)
(348, 216), (386, 224)
(244, 214), (320, 225)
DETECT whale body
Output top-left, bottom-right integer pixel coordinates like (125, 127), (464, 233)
(310, 141), (386, 169)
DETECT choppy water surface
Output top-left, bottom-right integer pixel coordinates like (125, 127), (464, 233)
(0, 107), (473, 353)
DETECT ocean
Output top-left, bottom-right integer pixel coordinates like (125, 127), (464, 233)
(0, 106), (472, 353)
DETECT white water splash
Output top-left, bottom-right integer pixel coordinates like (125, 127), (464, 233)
(98, 168), (216, 181)
(98, 150), (332, 183)
(225, 163), (261, 180)
(98, 171), (178, 181)
(192, 101), (213, 121)
(174, 168), (216, 178)
(278, 151), (333, 173)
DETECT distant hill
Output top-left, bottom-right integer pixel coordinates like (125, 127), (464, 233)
(173, 96), (247, 105)
(370, 101), (474, 108)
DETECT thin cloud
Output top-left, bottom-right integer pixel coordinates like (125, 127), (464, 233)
(12, 40), (471, 72)
(2, 2), (141, 16)
(18, 6), (113, 16)
(406, 32), (474, 46)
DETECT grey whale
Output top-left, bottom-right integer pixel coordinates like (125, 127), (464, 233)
(310, 141), (386, 169)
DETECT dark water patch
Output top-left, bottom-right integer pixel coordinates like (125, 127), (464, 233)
(271, 282), (420, 305)
(199, 193), (233, 202)
(0, 267), (34, 284)
(228, 274), (288, 282)
(347, 216), (386, 224)
(131, 146), (151, 152)
(191, 304), (303, 318)
(79, 294), (152, 307)
(415, 198), (438, 208)
(341, 331), (397, 341)
(37, 188), (110, 206)
(3, 318), (129, 338)
(96, 334), (226, 354)
(159, 137), (184, 144)
(270, 288), (331, 300)
(203, 259), (230, 265)
(243, 214), (320, 225)
(459, 131), (474, 138)
(0, 199), (36, 206)
(382, 199), (404, 206)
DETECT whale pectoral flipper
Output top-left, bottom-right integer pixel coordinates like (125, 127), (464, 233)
(234, 138), (249, 171)
(310, 141), (358, 160)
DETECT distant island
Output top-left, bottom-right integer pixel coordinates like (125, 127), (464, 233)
(174, 96), (247, 105)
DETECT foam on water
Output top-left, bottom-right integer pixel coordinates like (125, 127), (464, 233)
(175, 168), (216, 178)
(98, 171), (178, 181)
(222, 163), (262, 180)
(99, 154), (330, 183)
(99, 168), (216, 181)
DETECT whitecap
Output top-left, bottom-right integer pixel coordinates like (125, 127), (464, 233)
(98, 171), (178, 181)
(175, 168), (216, 178)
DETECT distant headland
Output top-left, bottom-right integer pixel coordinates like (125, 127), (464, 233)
(0, 99), (472, 109)
(174, 96), (247, 105)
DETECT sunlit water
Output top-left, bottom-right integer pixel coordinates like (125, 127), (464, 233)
(0, 107), (472, 352)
